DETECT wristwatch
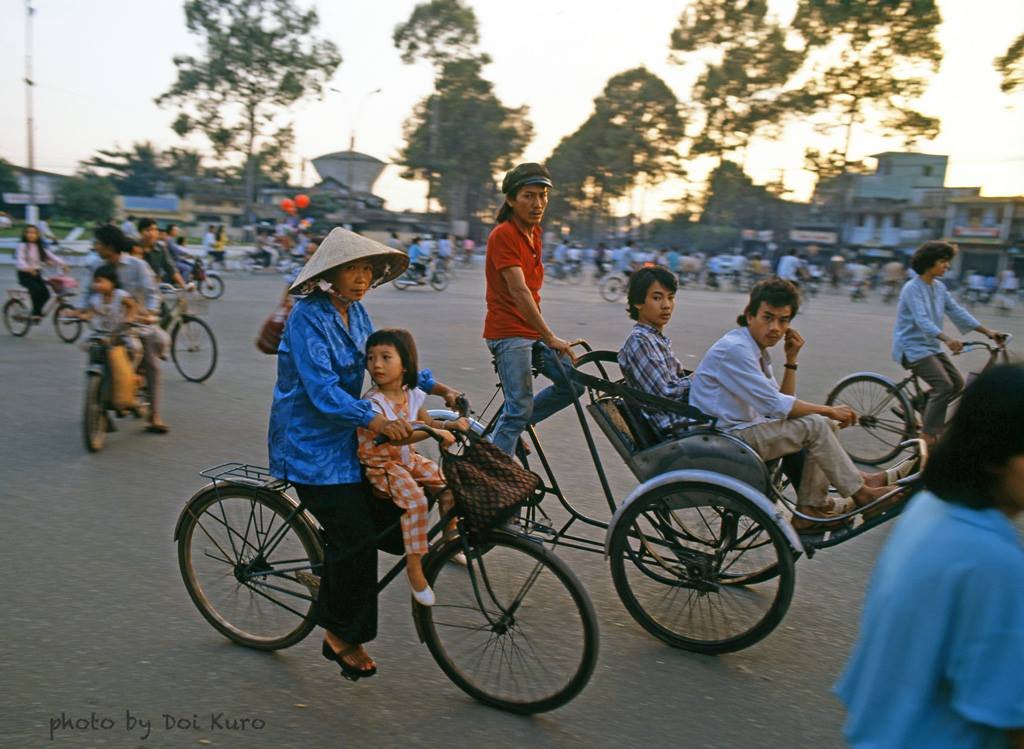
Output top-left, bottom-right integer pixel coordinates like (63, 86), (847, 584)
(784, 363), (798, 371)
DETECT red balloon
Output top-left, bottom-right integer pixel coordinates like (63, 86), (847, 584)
(280, 198), (295, 213)
(294, 194), (310, 209)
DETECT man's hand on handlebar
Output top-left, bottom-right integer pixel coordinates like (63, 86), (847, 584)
(371, 416), (413, 443)
(543, 335), (577, 363)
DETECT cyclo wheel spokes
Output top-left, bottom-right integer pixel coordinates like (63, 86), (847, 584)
(177, 485), (322, 651)
(416, 530), (598, 714)
(609, 481), (795, 654)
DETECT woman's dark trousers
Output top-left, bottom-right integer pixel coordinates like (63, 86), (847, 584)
(17, 271), (50, 316)
(293, 482), (378, 644)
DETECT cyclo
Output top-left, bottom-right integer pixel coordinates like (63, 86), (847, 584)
(423, 342), (923, 654)
(174, 416), (598, 715)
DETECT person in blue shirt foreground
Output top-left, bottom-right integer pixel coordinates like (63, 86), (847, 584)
(268, 227), (462, 682)
(836, 363), (1024, 749)
(892, 240), (1005, 445)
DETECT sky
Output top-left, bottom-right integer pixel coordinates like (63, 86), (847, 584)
(0, 0), (1022, 221)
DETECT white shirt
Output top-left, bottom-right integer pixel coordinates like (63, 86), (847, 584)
(689, 327), (795, 431)
(776, 255), (803, 281)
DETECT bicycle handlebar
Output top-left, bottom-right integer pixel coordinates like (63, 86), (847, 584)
(958, 333), (1012, 354)
(373, 421), (451, 446)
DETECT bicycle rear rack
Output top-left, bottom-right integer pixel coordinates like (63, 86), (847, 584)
(199, 462), (290, 491)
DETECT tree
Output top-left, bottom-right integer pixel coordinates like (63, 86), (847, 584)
(394, 0), (493, 218)
(84, 141), (166, 196)
(157, 0), (341, 225)
(996, 32), (1024, 94)
(393, 0), (480, 67)
(789, 0), (943, 169)
(399, 57), (532, 231)
(669, 1), (804, 164)
(0, 158), (19, 194)
(546, 67), (685, 240)
(55, 173), (116, 223)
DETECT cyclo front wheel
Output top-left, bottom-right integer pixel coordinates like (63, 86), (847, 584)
(608, 480), (795, 654)
(826, 374), (914, 465)
(171, 314), (218, 382)
(415, 529), (599, 714)
(176, 484), (323, 651)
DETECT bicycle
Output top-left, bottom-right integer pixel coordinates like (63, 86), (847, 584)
(82, 329), (151, 452)
(826, 335), (1013, 465)
(183, 256), (225, 300)
(159, 284), (218, 383)
(3, 274), (84, 342)
(175, 424), (598, 714)
(392, 257), (449, 292)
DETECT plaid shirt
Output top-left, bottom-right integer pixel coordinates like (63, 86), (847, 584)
(617, 323), (691, 437)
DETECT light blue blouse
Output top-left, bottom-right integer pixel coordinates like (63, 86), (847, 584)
(268, 292), (436, 485)
(836, 491), (1024, 748)
(891, 277), (979, 364)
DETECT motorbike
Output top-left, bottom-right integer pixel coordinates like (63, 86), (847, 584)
(392, 258), (449, 291)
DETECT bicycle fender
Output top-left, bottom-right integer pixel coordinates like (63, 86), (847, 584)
(171, 482), (323, 549)
(827, 371), (902, 393)
(604, 469), (804, 557)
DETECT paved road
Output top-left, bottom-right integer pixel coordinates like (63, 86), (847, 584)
(3, 268), (1022, 748)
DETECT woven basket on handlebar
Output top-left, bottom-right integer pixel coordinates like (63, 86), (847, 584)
(442, 438), (542, 533)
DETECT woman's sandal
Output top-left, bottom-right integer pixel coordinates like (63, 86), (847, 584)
(322, 641), (377, 681)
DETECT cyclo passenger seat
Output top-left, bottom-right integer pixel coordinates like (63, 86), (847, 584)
(573, 350), (773, 495)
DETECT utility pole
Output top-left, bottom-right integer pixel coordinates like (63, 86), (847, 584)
(25, 0), (37, 224)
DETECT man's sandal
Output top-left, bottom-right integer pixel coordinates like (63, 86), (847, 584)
(322, 641), (377, 681)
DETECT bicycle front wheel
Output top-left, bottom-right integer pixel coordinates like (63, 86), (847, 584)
(416, 530), (598, 714)
(199, 274), (225, 300)
(177, 485), (323, 651)
(83, 372), (107, 452)
(826, 374), (914, 465)
(599, 275), (625, 302)
(3, 298), (31, 337)
(54, 303), (83, 342)
(608, 481), (795, 654)
(430, 271), (449, 291)
(171, 315), (218, 382)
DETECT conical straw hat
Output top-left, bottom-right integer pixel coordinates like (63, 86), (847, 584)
(288, 227), (409, 293)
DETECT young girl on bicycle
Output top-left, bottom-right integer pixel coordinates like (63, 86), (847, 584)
(78, 265), (141, 358)
(356, 329), (468, 607)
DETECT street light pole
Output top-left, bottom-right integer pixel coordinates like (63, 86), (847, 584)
(24, 0), (37, 223)
(346, 87), (382, 224)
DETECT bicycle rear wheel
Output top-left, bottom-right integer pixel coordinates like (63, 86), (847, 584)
(171, 314), (218, 382)
(4, 298), (31, 337)
(599, 275), (625, 302)
(416, 530), (598, 714)
(608, 481), (795, 654)
(430, 271), (449, 291)
(54, 302), (83, 342)
(826, 374), (914, 465)
(176, 485), (323, 651)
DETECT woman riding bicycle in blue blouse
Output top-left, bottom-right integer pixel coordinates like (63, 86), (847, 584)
(268, 228), (462, 681)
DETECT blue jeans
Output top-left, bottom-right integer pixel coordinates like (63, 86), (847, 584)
(486, 337), (582, 455)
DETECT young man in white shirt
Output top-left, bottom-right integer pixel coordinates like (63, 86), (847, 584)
(689, 278), (896, 531)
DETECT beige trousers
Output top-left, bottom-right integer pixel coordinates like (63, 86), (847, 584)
(734, 414), (863, 510)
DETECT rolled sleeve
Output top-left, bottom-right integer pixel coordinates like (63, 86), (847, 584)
(416, 367), (437, 394)
(290, 313), (376, 428)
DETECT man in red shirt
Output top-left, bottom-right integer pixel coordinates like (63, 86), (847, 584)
(484, 163), (580, 455)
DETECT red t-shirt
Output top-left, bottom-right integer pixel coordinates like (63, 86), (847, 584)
(483, 220), (544, 340)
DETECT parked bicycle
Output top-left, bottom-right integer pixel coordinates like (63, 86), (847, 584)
(3, 274), (83, 342)
(159, 284), (218, 383)
(175, 425), (598, 714)
(826, 335), (1013, 465)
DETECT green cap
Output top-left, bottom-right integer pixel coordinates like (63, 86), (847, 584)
(501, 163), (553, 195)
